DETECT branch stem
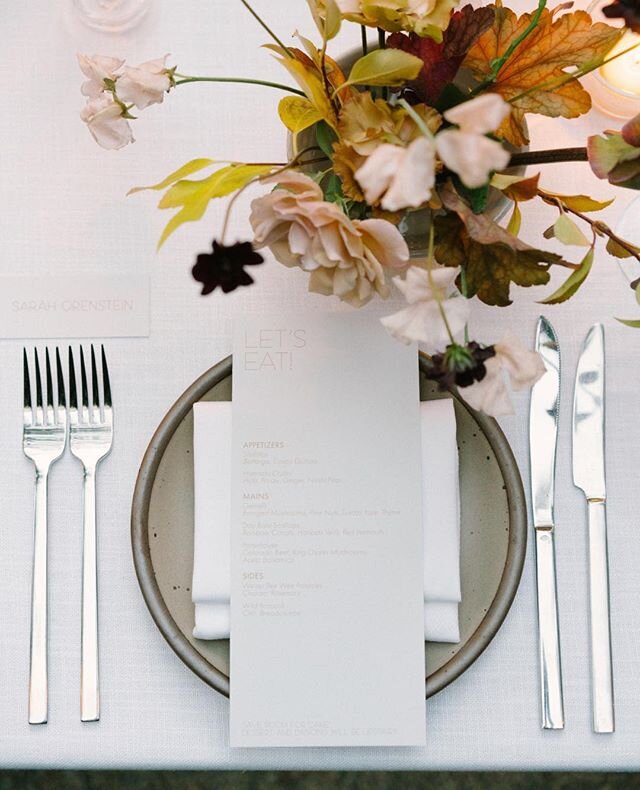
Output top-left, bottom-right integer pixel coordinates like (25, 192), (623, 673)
(174, 75), (305, 96)
(539, 189), (640, 265)
(508, 147), (588, 167)
(238, 0), (293, 57)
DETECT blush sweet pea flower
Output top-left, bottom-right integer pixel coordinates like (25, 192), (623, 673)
(380, 265), (469, 352)
(77, 54), (124, 98)
(117, 55), (173, 110)
(435, 94), (511, 188)
(250, 171), (409, 306)
(354, 137), (436, 211)
(80, 95), (134, 150)
(463, 333), (546, 416)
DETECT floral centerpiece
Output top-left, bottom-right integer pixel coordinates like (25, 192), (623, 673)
(78, 0), (640, 415)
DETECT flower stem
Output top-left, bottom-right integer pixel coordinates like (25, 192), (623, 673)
(361, 26), (368, 56)
(238, 0), (293, 57)
(398, 98), (436, 141)
(508, 147), (588, 167)
(426, 224), (456, 346)
(174, 75), (305, 96)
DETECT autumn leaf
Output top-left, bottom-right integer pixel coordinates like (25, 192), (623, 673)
(387, 5), (495, 103)
(435, 185), (567, 305)
(464, 5), (621, 145)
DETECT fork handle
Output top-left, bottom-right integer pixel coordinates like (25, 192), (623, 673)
(29, 470), (48, 725)
(81, 467), (100, 722)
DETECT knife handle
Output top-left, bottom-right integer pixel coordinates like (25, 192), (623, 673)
(535, 528), (565, 729)
(587, 499), (615, 733)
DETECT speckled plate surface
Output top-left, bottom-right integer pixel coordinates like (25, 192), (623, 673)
(131, 354), (527, 699)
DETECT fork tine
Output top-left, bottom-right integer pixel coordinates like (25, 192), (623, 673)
(34, 349), (44, 426)
(79, 346), (89, 423)
(56, 348), (66, 423)
(45, 349), (55, 426)
(90, 345), (100, 415)
(68, 347), (78, 425)
(23, 348), (32, 425)
(101, 346), (112, 409)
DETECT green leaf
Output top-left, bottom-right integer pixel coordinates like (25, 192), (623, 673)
(315, 121), (338, 159)
(452, 175), (489, 214)
(128, 158), (215, 195)
(156, 163), (273, 249)
(615, 317), (640, 328)
(434, 84), (468, 113)
(539, 246), (594, 304)
(345, 49), (423, 88)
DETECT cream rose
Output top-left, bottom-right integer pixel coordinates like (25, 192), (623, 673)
(250, 171), (409, 306)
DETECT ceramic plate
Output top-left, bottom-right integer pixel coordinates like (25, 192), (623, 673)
(131, 355), (526, 698)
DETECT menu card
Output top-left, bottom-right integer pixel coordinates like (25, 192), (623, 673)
(230, 313), (426, 747)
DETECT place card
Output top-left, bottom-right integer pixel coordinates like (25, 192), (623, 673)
(0, 274), (150, 338)
(230, 313), (426, 748)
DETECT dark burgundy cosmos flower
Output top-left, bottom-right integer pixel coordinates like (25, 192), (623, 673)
(192, 240), (264, 295)
(603, 0), (640, 32)
(425, 341), (496, 390)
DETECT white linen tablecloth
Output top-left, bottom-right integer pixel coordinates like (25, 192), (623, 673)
(1, 0), (640, 771)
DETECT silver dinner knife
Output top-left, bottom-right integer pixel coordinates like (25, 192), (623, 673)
(529, 316), (564, 730)
(573, 323), (614, 733)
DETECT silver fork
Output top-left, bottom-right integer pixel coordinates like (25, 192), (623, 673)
(23, 348), (67, 725)
(69, 345), (113, 722)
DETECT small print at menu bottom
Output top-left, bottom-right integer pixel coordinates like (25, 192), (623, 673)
(230, 314), (427, 748)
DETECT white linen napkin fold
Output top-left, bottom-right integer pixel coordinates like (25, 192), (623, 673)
(192, 398), (461, 643)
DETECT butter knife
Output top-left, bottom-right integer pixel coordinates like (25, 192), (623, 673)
(573, 323), (614, 733)
(530, 316), (564, 730)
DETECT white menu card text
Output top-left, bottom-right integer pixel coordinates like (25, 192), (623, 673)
(230, 313), (426, 747)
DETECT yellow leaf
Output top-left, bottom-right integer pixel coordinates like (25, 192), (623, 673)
(156, 164), (273, 249)
(278, 96), (323, 133)
(345, 49), (423, 89)
(464, 7), (621, 145)
(128, 158), (215, 195)
(541, 190), (614, 213)
(506, 202), (521, 236)
(267, 45), (338, 128)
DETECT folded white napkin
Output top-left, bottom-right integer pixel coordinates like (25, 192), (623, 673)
(192, 399), (461, 643)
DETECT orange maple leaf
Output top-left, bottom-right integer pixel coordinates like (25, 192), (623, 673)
(464, 4), (621, 146)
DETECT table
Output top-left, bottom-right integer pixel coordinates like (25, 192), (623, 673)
(1, 0), (640, 771)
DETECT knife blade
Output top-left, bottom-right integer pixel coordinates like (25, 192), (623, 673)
(573, 323), (614, 733)
(529, 315), (564, 730)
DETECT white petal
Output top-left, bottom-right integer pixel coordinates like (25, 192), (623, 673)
(443, 93), (511, 135)
(462, 358), (514, 416)
(393, 265), (460, 305)
(436, 130), (511, 189)
(494, 333), (546, 390)
(381, 137), (436, 211)
(381, 301), (451, 351)
(354, 144), (400, 206)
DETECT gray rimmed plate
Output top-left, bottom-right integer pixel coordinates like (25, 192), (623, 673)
(131, 354), (526, 698)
